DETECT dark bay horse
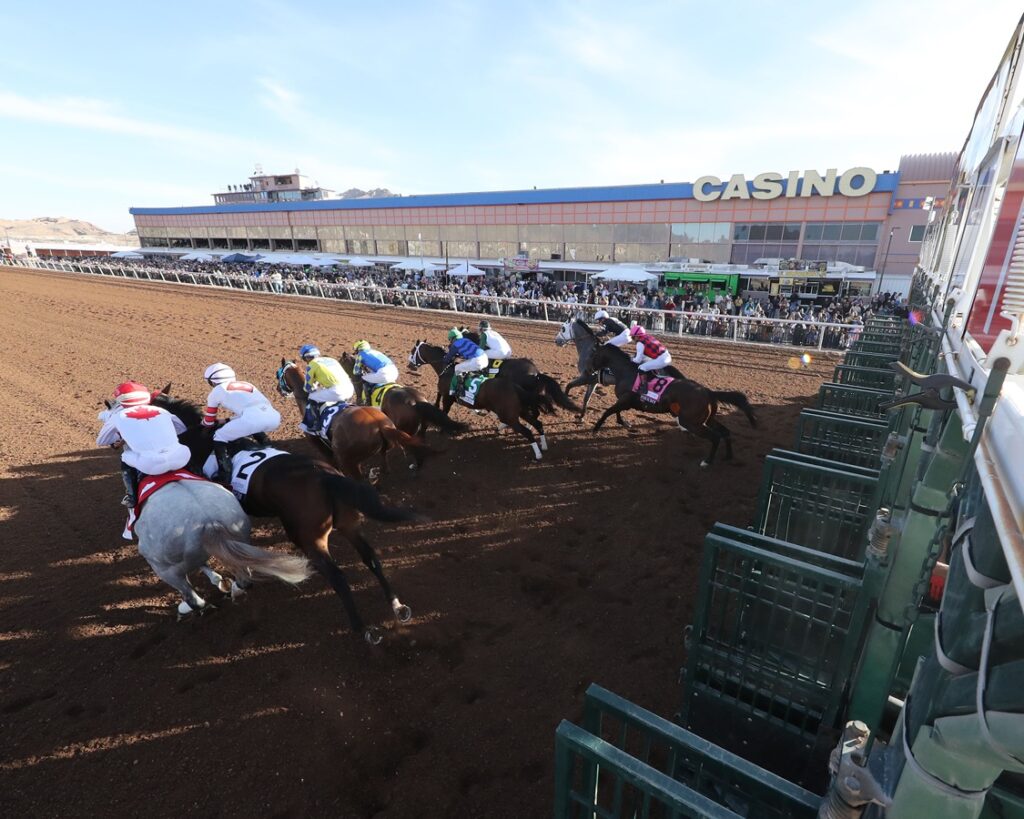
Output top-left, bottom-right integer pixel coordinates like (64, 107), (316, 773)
(586, 343), (757, 468)
(408, 340), (554, 461)
(154, 391), (420, 644)
(458, 329), (579, 414)
(277, 360), (434, 480)
(338, 352), (467, 438)
(554, 317), (686, 422)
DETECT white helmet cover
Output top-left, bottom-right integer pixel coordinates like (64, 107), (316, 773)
(204, 362), (236, 385)
(594, 309), (609, 320)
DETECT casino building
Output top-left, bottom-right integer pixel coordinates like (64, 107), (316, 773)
(130, 153), (954, 295)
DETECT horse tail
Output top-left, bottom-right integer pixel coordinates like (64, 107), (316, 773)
(413, 401), (468, 434)
(380, 423), (438, 464)
(202, 523), (312, 585)
(711, 391), (758, 428)
(536, 373), (583, 413)
(320, 472), (422, 523)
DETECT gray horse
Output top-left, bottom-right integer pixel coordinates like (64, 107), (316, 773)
(554, 317), (631, 425)
(136, 480), (312, 618)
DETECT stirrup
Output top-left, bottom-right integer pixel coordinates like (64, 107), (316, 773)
(121, 494), (135, 508)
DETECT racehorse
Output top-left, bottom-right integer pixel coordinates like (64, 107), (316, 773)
(585, 343), (757, 468)
(408, 340), (553, 460)
(457, 329), (579, 414)
(154, 391), (420, 644)
(136, 475), (312, 619)
(338, 352), (467, 438)
(554, 317), (686, 422)
(276, 359), (435, 481)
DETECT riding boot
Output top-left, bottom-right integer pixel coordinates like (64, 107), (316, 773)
(303, 401), (321, 432)
(213, 441), (233, 486)
(637, 373), (649, 394)
(120, 463), (139, 507)
(251, 432), (270, 445)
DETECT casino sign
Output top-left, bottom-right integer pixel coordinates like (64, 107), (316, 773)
(692, 167), (878, 202)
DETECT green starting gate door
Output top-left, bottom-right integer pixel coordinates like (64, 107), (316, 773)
(754, 450), (879, 561)
(679, 525), (868, 790)
(832, 364), (899, 391)
(792, 409), (889, 468)
(817, 382), (893, 419)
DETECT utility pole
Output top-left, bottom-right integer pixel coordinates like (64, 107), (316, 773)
(876, 226), (900, 294)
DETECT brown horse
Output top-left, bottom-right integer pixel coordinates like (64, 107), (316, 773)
(338, 352), (468, 438)
(587, 343), (757, 468)
(408, 340), (560, 461)
(276, 359), (434, 480)
(153, 391), (422, 644)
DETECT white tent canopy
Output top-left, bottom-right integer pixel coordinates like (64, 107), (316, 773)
(342, 256), (375, 267)
(389, 258), (443, 272)
(447, 261), (486, 277)
(255, 254), (319, 266)
(178, 251), (214, 262)
(309, 257), (345, 267)
(111, 250), (144, 259)
(590, 266), (659, 284)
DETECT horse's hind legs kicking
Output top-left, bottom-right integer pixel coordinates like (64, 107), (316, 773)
(148, 561), (208, 618)
(345, 530), (412, 624)
(522, 409), (547, 451)
(688, 420), (730, 469)
(200, 565), (231, 594)
(503, 414), (542, 460)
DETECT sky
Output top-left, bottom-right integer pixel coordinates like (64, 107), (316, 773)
(0, 0), (1021, 232)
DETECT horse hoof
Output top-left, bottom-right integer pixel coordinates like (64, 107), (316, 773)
(393, 603), (412, 623)
(700, 460), (710, 469)
(364, 626), (383, 645)
(230, 580), (249, 600)
(177, 601), (194, 620)
(217, 580), (232, 594)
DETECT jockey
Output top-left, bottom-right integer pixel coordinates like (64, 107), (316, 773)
(477, 320), (512, 362)
(96, 381), (190, 508)
(594, 309), (631, 347)
(299, 344), (354, 433)
(629, 325), (672, 393)
(352, 340), (399, 404)
(442, 328), (488, 396)
(201, 363), (281, 484)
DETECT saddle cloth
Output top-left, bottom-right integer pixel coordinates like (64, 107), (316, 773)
(460, 374), (490, 405)
(369, 383), (400, 409)
(310, 402), (347, 442)
(487, 359), (503, 376)
(127, 470), (209, 538)
(228, 448), (289, 499)
(633, 374), (674, 404)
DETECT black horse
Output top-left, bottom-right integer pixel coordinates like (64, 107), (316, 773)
(586, 344), (757, 468)
(456, 328), (579, 415)
(153, 390), (421, 645)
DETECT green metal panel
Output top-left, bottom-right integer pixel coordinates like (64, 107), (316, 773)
(792, 409), (889, 467)
(754, 450), (879, 561)
(580, 684), (821, 819)
(843, 350), (900, 369)
(817, 382), (893, 418)
(833, 364), (899, 390)
(554, 721), (743, 818)
(679, 528), (868, 790)
(848, 339), (904, 355)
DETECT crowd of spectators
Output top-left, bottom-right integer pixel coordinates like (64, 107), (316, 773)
(59, 254), (906, 349)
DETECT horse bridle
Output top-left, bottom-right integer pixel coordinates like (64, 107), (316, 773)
(276, 361), (298, 397)
(409, 342), (454, 376)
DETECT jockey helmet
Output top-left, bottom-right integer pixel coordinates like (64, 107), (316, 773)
(204, 362), (235, 386)
(353, 340), (370, 352)
(447, 328), (462, 341)
(630, 324), (645, 337)
(594, 309), (609, 321)
(113, 381), (151, 407)
(299, 344), (320, 361)
(478, 319), (490, 331)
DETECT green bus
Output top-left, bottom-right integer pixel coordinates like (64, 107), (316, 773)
(662, 271), (740, 300)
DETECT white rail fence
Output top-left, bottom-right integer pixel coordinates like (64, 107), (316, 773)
(17, 258), (862, 351)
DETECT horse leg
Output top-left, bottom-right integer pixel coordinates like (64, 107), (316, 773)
(313, 547), (379, 643)
(565, 374), (588, 398)
(344, 527), (412, 624)
(200, 565), (231, 594)
(149, 562), (206, 618)
(594, 395), (633, 433)
(579, 382), (597, 419)
(503, 412), (541, 460)
(709, 419), (733, 461)
(523, 410), (547, 451)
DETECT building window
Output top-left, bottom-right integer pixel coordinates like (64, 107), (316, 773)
(909, 224), (926, 242)
(733, 223), (801, 241)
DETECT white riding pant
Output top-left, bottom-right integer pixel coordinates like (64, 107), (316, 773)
(604, 329), (631, 347)
(309, 384), (354, 404)
(638, 351), (672, 372)
(122, 443), (191, 476)
(213, 405), (281, 443)
(455, 353), (488, 375)
(361, 364), (399, 386)
(484, 349), (510, 361)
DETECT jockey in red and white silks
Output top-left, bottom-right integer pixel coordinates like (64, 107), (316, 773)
(629, 326), (672, 390)
(202, 363), (281, 443)
(97, 383), (191, 476)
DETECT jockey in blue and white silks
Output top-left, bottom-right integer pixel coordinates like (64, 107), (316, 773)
(442, 328), (487, 395)
(352, 340), (399, 403)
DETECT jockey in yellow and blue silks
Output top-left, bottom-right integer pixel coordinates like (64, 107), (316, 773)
(298, 344), (354, 433)
(442, 328), (488, 396)
(352, 340), (399, 404)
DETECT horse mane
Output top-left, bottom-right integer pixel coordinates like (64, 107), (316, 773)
(152, 393), (204, 427)
(573, 318), (598, 339)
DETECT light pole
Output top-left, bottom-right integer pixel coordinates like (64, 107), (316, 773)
(876, 226), (900, 294)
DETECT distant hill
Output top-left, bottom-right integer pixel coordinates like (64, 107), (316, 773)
(0, 217), (138, 247)
(339, 188), (396, 199)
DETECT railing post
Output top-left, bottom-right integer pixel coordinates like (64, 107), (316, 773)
(543, 302), (549, 321)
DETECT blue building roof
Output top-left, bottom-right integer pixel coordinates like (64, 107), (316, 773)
(130, 173), (900, 216)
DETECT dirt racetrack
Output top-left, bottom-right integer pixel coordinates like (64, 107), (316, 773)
(0, 267), (834, 818)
